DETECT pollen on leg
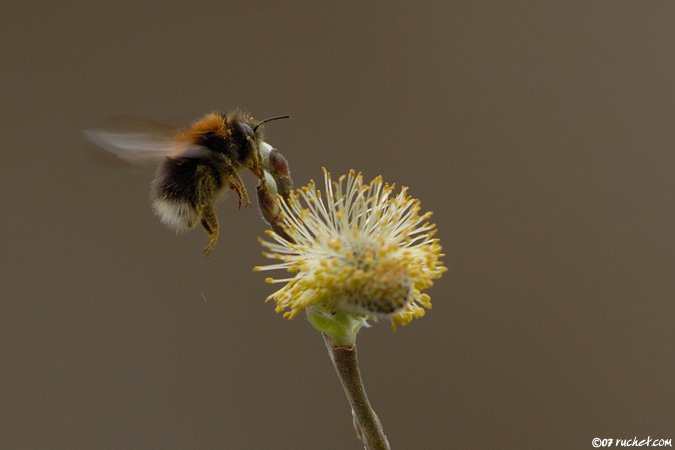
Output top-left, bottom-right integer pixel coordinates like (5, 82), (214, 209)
(198, 207), (219, 257)
(225, 171), (250, 208)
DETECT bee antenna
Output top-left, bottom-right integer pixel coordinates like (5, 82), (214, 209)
(254, 115), (290, 132)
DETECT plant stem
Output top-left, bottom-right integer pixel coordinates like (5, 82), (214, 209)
(322, 334), (391, 450)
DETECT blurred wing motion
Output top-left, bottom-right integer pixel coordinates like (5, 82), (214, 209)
(83, 116), (204, 166)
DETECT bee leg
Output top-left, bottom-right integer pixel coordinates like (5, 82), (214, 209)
(198, 205), (219, 257)
(224, 171), (250, 208)
(247, 147), (265, 180)
(193, 165), (220, 256)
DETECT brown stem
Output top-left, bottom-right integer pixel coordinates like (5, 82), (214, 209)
(323, 334), (391, 450)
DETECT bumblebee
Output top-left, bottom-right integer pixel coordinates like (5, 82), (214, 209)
(85, 111), (288, 255)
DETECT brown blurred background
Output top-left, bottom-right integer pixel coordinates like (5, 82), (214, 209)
(1, 2), (673, 449)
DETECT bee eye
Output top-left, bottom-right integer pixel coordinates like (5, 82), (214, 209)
(238, 123), (256, 141)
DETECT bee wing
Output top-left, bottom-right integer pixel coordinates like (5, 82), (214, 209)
(84, 116), (206, 166)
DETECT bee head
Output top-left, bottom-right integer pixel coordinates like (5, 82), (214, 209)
(229, 114), (290, 165)
(227, 115), (261, 166)
(234, 120), (258, 149)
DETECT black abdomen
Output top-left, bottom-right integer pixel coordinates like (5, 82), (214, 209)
(152, 157), (223, 206)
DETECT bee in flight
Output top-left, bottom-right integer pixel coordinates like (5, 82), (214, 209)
(85, 110), (288, 256)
